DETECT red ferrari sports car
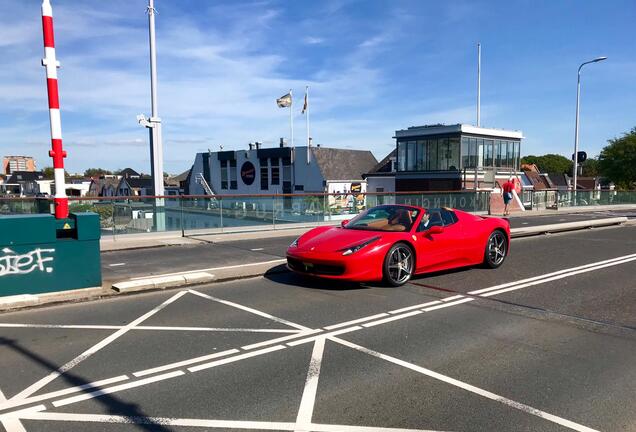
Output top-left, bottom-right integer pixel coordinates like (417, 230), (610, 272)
(286, 204), (510, 286)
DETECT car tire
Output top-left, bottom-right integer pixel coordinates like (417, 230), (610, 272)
(383, 243), (414, 287)
(483, 230), (508, 269)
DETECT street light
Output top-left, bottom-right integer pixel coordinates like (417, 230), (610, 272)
(573, 56), (607, 191)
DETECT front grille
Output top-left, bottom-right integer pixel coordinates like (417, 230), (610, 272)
(287, 258), (344, 276)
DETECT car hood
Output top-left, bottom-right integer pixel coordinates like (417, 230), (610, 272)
(298, 227), (385, 253)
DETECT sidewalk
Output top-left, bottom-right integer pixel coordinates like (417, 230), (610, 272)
(1, 207), (632, 312)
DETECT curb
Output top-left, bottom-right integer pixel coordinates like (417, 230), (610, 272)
(510, 217), (627, 238)
(112, 272), (216, 293)
(0, 218), (629, 312)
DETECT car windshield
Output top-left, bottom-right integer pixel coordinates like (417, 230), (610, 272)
(345, 206), (419, 232)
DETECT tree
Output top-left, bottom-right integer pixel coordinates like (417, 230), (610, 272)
(581, 158), (600, 177)
(84, 168), (112, 177)
(598, 127), (636, 190)
(42, 166), (55, 179)
(42, 166), (69, 179)
(521, 154), (573, 174)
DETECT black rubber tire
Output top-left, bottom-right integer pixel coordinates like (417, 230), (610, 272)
(383, 243), (414, 287)
(483, 230), (508, 269)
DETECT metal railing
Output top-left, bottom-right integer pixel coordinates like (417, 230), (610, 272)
(1, 189), (634, 238)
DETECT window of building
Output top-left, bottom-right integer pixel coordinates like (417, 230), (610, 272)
(406, 141), (416, 171)
(220, 161), (228, 190)
(271, 157), (280, 185)
(229, 160), (237, 189)
(416, 140), (427, 170)
(294, 184), (304, 191)
(447, 137), (460, 171)
(260, 158), (268, 190)
(483, 139), (494, 167)
(428, 139), (439, 170)
(397, 141), (407, 171)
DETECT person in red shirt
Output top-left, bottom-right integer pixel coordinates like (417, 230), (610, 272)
(502, 177), (516, 216)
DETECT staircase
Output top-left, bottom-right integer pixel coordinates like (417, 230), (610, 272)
(195, 173), (215, 196)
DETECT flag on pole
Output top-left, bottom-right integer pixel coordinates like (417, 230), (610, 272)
(301, 89), (308, 114)
(276, 92), (292, 108)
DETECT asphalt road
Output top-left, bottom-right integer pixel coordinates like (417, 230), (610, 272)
(101, 210), (634, 284)
(1, 225), (635, 431)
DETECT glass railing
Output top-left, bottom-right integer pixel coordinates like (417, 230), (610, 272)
(1, 190), (633, 238)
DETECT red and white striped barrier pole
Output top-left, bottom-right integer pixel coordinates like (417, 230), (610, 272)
(41, 0), (68, 219)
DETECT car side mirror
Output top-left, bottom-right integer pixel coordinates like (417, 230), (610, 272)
(341, 219), (350, 228)
(427, 225), (444, 235)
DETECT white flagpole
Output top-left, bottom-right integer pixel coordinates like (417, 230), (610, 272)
(289, 89), (294, 149)
(306, 85), (310, 164)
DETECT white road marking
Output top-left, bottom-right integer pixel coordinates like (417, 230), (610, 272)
(250, 248), (265, 251)
(242, 330), (321, 350)
(482, 255), (636, 298)
(188, 345), (286, 373)
(0, 405), (46, 423)
(0, 323), (300, 334)
(189, 289), (311, 331)
(331, 337), (600, 432)
(287, 327), (362, 347)
(323, 313), (389, 330)
(441, 295), (464, 302)
(0, 387), (26, 432)
(5, 252), (636, 422)
(469, 253), (636, 296)
(19, 411), (452, 431)
(52, 370), (185, 408)
(422, 298), (474, 311)
(362, 310), (422, 328)
(130, 259), (287, 280)
(108, 263), (126, 267)
(295, 338), (326, 429)
(133, 349), (240, 377)
(388, 300), (442, 315)
(10, 290), (188, 401)
(0, 375), (129, 412)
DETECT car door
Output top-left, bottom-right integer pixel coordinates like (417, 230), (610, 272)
(415, 209), (464, 272)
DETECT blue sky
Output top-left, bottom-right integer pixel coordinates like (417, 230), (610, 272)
(1, 0), (635, 174)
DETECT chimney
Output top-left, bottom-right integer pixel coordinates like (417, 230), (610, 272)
(248, 143), (254, 150)
(279, 137), (286, 148)
(255, 142), (262, 150)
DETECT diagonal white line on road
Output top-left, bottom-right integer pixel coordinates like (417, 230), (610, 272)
(481, 255), (636, 298)
(0, 387), (26, 432)
(242, 330), (321, 350)
(18, 411), (455, 431)
(0, 375), (129, 412)
(468, 252), (636, 296)
(330, 337), (600, 432)
(188, 345), (286, 373)
(295, 337), (326, 430)
(188, 289), (311, 331)
(422, 298), (474, 311)
(133, 349), (240, 378)
(0, 323), (302, 334)
(4, 251), (636, 418)
(10, 290), (188, 402)
(52, 370), (185, 408)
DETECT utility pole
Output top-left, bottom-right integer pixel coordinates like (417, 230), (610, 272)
(477, 43), (481, 127)
(138, 0), (165, 231)
(573, 56), (606, 192)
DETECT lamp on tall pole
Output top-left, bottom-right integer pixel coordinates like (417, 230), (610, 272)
(573, 56), (606, 191)
(138, 0), (165, 231)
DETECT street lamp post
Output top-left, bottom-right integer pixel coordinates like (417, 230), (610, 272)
(573, 56), (607, 192)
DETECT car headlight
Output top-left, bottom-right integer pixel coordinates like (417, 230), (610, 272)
(290, 237), (300, 248)
(339, 236), (380, 256)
